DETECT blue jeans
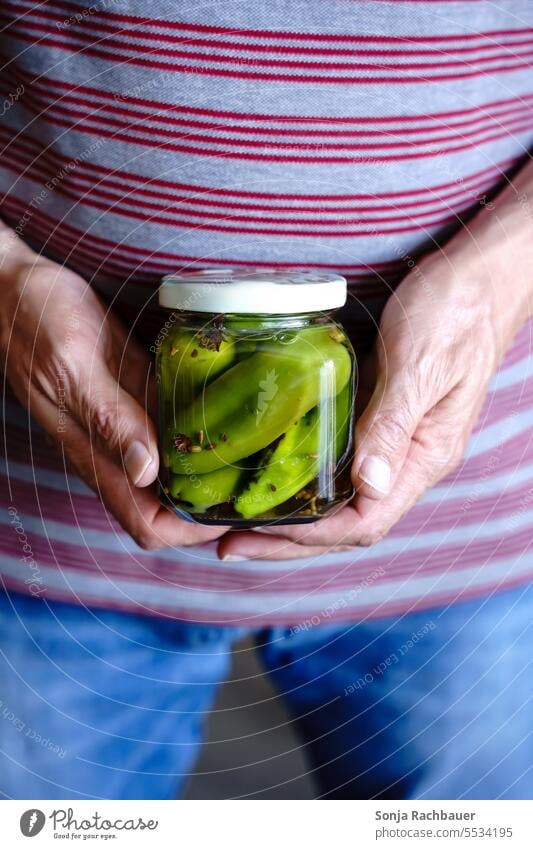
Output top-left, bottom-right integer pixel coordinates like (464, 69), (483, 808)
(0, 584), (531, 800)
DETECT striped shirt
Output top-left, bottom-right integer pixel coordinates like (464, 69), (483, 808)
(1, 0), (532, 625)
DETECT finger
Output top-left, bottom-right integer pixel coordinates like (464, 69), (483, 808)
(349, 390), (478, 545)
(225, 505), (365, 549)
(218, 531), (352, 561)
(29, 386), (225, 549)
(72, 358), (159, 488)
(111, 321), (159, 421)
(353, 365), (431, 502)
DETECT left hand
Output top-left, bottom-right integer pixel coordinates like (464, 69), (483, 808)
(217, 246), (522, 561)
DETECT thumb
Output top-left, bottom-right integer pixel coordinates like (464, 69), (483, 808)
(74, 362), (159, 488)
(353, 371), (425, 501)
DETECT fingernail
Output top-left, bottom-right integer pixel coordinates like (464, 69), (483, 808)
(221, 554), (249, 562)
(358, 455), (391, 494)
(124, 441), (153, 485)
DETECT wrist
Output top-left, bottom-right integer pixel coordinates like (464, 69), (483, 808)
(0, 227), (57, 359)
(421, 166), (533, 364)
(0, 220), (41, 282)
(447, 215), (531, 363)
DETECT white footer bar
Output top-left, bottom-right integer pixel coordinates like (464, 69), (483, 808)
(2, 799), (532, 848)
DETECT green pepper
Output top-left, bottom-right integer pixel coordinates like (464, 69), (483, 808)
(168, 327), (352, 475)
(159, 328), (235, 407)
(235, 383), (353, 519)
(167, 463), (244, 513)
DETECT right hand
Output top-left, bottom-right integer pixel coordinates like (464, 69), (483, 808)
(0, 242), (227, 550)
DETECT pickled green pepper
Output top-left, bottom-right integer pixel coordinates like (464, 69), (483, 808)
(235, 383), (352, 519)
(167, 463), (244, 512)
(168, 328), (351, 475)
(159, 328), (235, 405)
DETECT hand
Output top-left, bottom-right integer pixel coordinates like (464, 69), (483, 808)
(218, 207), (532, 562)
(0, 243), (226, 550)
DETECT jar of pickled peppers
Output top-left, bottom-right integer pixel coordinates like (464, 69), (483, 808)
(156, 269), (356, 526)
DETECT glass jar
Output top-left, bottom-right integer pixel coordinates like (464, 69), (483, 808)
(156, 269), (356, 526)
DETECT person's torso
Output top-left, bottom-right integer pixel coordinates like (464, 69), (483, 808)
(1, 1), (533, 624)
(1, 0), (533, 340)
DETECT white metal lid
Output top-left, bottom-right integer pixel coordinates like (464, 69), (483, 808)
(158, 268), (347, 314)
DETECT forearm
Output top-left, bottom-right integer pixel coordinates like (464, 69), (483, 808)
(423, 158), (533, 362)
(0, 216), (40, 280)
(0, 217), (59, 360)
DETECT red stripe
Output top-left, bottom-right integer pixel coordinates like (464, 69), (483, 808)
(0, 118), (518, 203)
(381, 525), (533, 583)
(13, 83), (533, 155)
(8, 70), (533, 142)
(0, 197), (409, 296)
(0, 197), (499, 314)
(4, 451), (533, 549)
(0, 176), (480, 231)
(0, 567), (530, 626)
(6, 13), (533, 73)
(9, 0), (530, 59)
(0, 144), (499, 216)
(19, 1), (533, 46)
(0, 195), (407, 280)
(445, 428), (533, 484)
(0, 144), (494, 230)
(1, 164), (472, 243)
(44, 106), (533, 153)
(33, 95), (533, 139)
(2, 188), (522, 277)
(3, 471), (532, 597)
(30, 107), (533, 165)
(33, 181), (484, 229)
(54, 173), (499, 214)
(13, 69), (533, 129)
(3, 452), (533, 591)
(4, 24), (532, 84)
(5, 382), (531, 569)
(499, 330), (533, 369)
(0, 214), (161, 284)
(6, 454), (531, 589)
(1, 491), (532, 595)
(481, 366), (533, 412)
(3, 567), (531, 626)
(0, 171), (469, 237)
